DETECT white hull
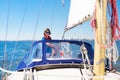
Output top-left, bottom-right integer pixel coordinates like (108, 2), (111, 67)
(8, 68), (120, 80)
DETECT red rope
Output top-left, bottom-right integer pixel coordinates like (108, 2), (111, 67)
(110, 0), (120, 40)
(90, 0), (120, 48)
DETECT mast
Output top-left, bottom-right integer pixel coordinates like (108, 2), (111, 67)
(93, 0), (107, 80)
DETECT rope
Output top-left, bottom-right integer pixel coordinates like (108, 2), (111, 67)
(50, 0), (55, 32)
(5, 0), (10, 42)
(31, 0), (42, 45)
(9, 0), (28, 70)
(95, 24), (114, 48)
(61, 0), (70, 40)
(110, 0), (120, 40)
(61, 16), (69, 39)
(106, 23), (119, 64)
(3, 0), (10, 70)
(61, 30), (66, 39)
(80, 44), (93, 73)
(80, 44), (87, 70)
(24, 1), (43, 69)
(91, 0), (120, 48)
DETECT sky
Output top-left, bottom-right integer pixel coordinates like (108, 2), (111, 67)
(0, 0), (120, 41)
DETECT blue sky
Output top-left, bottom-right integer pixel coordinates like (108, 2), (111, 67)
(0, 0), (120, 41)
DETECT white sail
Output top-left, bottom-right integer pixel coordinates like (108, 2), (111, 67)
(65, 0), (96, 30)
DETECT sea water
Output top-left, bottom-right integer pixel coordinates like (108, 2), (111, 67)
(0, 40), (120, 78)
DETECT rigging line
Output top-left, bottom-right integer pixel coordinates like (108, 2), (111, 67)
(61, 30), (66, 39)
(9, 0), (28, 70)
(50, 0), (55, 32)
(95, 1), (114, 48)
(31, 0), (42, 46)
(28, 1), (43, 68)
(5, 0), (10, 42)
(61, 17), (68, 40)
(61, 19), (68, 39)
(3, 0), (10, 70)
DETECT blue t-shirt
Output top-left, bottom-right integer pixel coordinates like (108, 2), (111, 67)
(42, 37), (52, 54)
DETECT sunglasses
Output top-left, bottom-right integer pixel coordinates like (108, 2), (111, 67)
(45, 32), (50, 34)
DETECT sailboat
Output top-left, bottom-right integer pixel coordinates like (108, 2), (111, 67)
(1, 0), (120, 80)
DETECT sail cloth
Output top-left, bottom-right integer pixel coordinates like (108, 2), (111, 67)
(65, 0), (96, 31)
